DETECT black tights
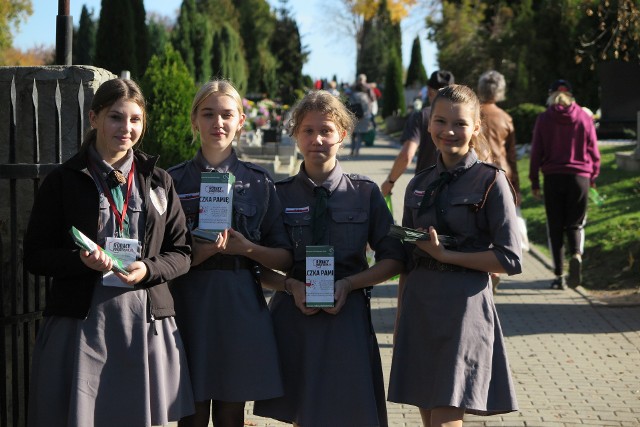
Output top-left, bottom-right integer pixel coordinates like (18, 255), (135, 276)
(543, 174), (589, 276)
(178, 400), (245, 427)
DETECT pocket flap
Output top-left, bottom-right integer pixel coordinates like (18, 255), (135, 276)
(331, 210), (368, 223)
(449, 193), (483, 206)
(283, 212), (312, 226)
(235, 200), (257, 217)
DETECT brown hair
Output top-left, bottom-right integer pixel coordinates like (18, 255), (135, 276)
(191, 79), (244, 143)
(82, 78), (147, 150)
(430, 84), (492, 162)
(287, 90), (356, 138)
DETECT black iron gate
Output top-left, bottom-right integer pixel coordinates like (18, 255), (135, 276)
(0, 66), (112, 427)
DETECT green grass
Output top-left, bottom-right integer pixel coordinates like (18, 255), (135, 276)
(518, 143), (640, 290)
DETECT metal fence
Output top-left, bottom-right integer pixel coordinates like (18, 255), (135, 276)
(0, 66), (113, 427)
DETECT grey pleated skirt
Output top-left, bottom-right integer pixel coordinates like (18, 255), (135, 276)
(171, 268), (284, 402)
(27, 283), (195, 427)
(388, 268), (518, 415)
(253, 290), (387, 427)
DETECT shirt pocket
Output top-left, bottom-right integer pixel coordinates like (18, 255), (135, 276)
(447, 193), (484, 236)
(283, 212), (312, 258)
(330, 210), (368, 251)
(234, 200), (260, 241)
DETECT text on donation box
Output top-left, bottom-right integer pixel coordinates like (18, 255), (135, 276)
(306, 245), (335, 308)
(199, 172), (235, 231)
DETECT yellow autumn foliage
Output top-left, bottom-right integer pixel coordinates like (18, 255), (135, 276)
(348, 0), (417, 23)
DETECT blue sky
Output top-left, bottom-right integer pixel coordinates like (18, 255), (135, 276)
(13, 0), (438, 84)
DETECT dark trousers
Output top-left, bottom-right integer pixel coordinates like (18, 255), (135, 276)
(543, 174), (589, 276)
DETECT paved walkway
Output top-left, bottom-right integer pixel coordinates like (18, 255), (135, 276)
(232, 134), (640, 426)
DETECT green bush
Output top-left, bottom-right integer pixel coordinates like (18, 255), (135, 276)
(507, 103), (546, 145)
(140, 43), (197, 169)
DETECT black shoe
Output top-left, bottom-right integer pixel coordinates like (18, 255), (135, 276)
(550, 277), (567, 290)
(568, 255), (582, 288)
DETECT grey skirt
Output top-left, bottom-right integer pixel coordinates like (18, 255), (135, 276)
(27, 283), (195, 427)
(253, 290), (387, 427)
(171, 268), (283, 402)
(388, 268), (518, 415)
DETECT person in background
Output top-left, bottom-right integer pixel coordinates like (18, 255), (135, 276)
(168, 79), (292, 427)
(24, 78), (195, 427)
(253, 90), (405, 427)
(381, 70), (455, 197)
(389, 84), (521, 427)
(477, 70), (521, 293)
(348, 79), (374, 158)
(327, 80), (341, 97)
(529, 79), (600, 290)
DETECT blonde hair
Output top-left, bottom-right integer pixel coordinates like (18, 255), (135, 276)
(190, 79), (244, 142)
(546, 91), (574, 107)
(430, 84), (492, 162)
(287, 90), (356, 137)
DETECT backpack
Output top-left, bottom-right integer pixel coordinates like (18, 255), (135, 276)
(346, 99), (364, 119)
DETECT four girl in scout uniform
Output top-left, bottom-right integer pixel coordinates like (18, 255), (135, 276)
(252, 90), (405, 426)
(168, 80), (292, 427)
(24, 79), (195, 427)
(388, 85), (521, 426)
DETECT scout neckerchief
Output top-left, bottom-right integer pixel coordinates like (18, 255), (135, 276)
(311, 186), (329, 244)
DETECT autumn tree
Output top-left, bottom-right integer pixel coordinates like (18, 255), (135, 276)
(577, 0), (640, 65)
(0, 0), (33, 64)
(427, 0), (602, 109)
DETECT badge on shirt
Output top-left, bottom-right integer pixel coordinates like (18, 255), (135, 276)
(285, 206), (310, 214)
(150, 187), (168, 215)
(102, 237), (140, 288)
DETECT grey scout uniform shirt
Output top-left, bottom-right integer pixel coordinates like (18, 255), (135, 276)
(167, 149), (290, 250)
(403, 149), (522, 275)
(277, 161), (404, 281)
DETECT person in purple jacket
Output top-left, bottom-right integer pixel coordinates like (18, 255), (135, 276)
(529, 79), (601, 290)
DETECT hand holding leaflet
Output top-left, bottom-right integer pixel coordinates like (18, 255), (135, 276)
(69, 226), (130, 276)
(387, 224), (458, 247)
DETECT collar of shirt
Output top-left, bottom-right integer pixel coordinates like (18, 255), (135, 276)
(297, 160), (344, 195)
(194, 147), (239, 173)
(88, 143), (134, 179)
(435, 148), (479, 180)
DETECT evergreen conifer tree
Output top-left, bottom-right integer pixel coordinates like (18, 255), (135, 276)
(148, 14), (171, 60)
(73, 5), (96, 65)
(130, 0), (150, 76)
(270, 0), (307, 104)
(95, 0), (137, 76)
(405, 36), (427, 88)
(236, 0), (277, 95)
(172, 0), (212, 83)
(382, 48), (406, 117)
(211, 22), (249, 94)
(141, 44), (196, 168)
